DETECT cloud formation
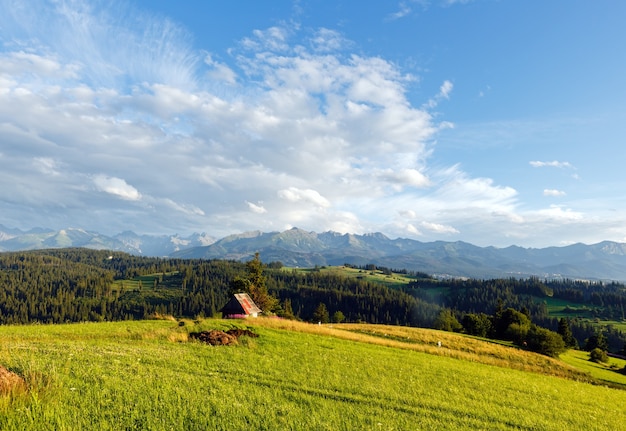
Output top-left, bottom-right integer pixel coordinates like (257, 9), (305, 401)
(93, 175), (141, 201)
(1, 0), (619, 248)
(530, 160), (574, 169)
(543, 189), (566, 197)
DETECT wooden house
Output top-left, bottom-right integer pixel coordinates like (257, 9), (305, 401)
(220, 293), (262, 318)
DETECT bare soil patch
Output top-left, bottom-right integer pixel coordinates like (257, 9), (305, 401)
(0, 365), (25, 394)
(189, 329), (259, 346)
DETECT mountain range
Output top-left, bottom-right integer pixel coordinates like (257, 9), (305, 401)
(0, 225), (215, 257)
(2, 225), (626, 281)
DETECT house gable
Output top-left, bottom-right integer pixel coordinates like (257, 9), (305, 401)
(220, 293), (262, 318)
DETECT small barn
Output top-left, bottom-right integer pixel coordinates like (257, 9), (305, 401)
(220, 293), (262, 319)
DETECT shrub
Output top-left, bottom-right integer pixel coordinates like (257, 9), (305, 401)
(589, 348), (609, 363)
(332, 311), (346, 324)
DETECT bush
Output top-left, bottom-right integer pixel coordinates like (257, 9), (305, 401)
(332, 311), (346, 324)
(525, 324), (566, 358)
(589, 348), (609, 363)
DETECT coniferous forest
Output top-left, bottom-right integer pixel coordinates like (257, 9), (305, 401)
(1, 248), (626, 354)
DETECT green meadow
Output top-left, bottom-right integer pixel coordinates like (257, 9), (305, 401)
(291, 265), (418, 288)
(1, 318), (625, 430)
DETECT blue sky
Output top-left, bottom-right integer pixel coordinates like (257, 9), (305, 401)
(1, 0), (625, 247)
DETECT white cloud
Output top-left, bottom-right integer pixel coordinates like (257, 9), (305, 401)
(310, 28), (349, 52)
(442, 0), (473, 5)
(33, 157), (61, 176)
(93, 175), (141, 201)
(380, 168), (430, 189)
(204, 54), (237, 84)
(439, 80), (453, 99)
(278, 187), (331, 208)
(0, 51), (79, 79)
(246, 201), (267, 214)
(162, 199), (205, 216)
(424, 79), (453, 108)
(0, 0), (199, 90)
(535, 205), (583, 221)
(241, 26), (290, 52)
(420, 221), (459, 234)
(387, 2), (414, 21)
(530, 160), (574, 169)
(406, 223), (421, 235)
(543, 189), (566, 197)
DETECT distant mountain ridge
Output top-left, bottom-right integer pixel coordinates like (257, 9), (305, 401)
(0, 225), (215, 256)
(2, 225), (626, 280)
(171, 227), (626, 281)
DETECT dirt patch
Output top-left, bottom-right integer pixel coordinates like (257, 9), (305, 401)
(0, 365), (25, 394)
(189, 329), (259, 346)
(225, 328), (259, 339)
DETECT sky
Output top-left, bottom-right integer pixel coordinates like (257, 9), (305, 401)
(1, 0), (625, 248)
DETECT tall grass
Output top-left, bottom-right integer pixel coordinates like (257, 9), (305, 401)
(0, 319), (624, 430)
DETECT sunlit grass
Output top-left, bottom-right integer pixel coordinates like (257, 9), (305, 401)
(287, 265), (416, 288)
(0, 318), (625, 430)
(560, 349), (626, 389)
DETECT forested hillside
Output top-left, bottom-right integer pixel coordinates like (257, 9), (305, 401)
(1, 248), (626, 353)
(0, 249), (436, 326)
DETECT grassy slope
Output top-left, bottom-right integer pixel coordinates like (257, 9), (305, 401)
(289, 266), (416, 288)
(1, 319), (625, 431)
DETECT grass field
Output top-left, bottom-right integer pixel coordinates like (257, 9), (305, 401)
(1, 318), (626, 430)
(290, 265), (417, 288)
(111, 271), (182, 292)
(560, 349), (626, 388)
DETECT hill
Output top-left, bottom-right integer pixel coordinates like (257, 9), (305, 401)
(2, 248), (626, 353)
(1, 318), (625, 430)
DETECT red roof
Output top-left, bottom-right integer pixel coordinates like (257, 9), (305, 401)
(220, 293), (262, 316)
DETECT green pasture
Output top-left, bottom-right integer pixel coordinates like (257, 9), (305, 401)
(541, 297), (598, 319)
(290, 265), (417, 288)
(111, 271), (182, 292)
(560, 349), (626, 389)
(1, 319), (625, 430)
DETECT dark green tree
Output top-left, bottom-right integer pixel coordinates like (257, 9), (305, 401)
(332, 310), (346, 324)
(433, 309), (462, 332)
(228, 276), (251, 295)
(584, 332), (609, 352)
(231, 252), (278, 313)
(525, 324), (566, 357)
(462, 313), (491, 337)
(491, 308), (530, 340)
(557, 317), (578, 348)
(313, 303), (330, 324)
(277, 298), (296, 320)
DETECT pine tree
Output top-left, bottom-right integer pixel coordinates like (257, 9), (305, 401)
(278, 298), (296, 320)
(557, 317), (578, 348)
(241, 253), (278, 313)
(313, 303), (330, 323)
